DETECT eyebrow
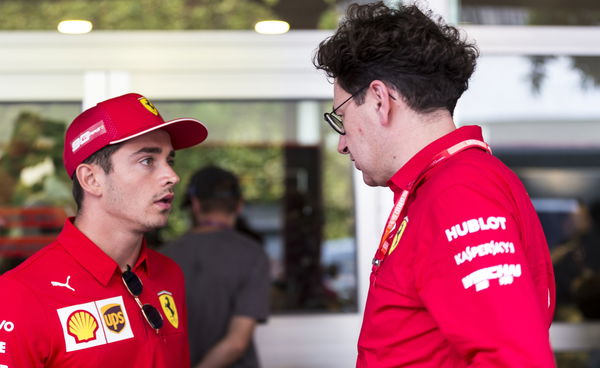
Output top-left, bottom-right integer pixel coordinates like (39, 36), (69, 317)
(131, 147), (175, 158)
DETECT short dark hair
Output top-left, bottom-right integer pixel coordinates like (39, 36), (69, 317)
(184, 166), (242, 214)
(72, 143), (123, 212)
(314, 2), (479, 115)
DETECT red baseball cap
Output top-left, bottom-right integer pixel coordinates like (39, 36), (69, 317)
(63, 93), (208, 178)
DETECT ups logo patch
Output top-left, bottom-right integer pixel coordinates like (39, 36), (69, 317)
(101, 303), (126, 333)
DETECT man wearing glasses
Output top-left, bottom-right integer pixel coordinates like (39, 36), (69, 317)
(314, 2), (556, 367)
(0, 93), (207, 367)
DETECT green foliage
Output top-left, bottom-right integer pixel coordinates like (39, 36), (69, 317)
(0, 0), (276, 30)
(160, 143), (285, 241)
(0, 111), (72, 208)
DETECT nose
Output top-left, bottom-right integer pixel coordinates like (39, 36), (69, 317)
(337, 135), (349, 155)
(163, 164), (180, 187)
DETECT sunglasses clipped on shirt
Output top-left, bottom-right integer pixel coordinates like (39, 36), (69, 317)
(122, 265), (164, 332)
(323, 85), (396, 135)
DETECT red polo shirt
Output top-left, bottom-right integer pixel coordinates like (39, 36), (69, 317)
(357, 126), (556, 367)
(0, 218), (189, 368)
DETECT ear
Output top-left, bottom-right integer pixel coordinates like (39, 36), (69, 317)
(75, 164), (103, 198)
(190, 197), (203, 219)
(235, 200), (244, 215)
(369, 80), (394, 126)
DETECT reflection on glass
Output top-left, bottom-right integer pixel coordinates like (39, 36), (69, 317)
(460, 1), (600, 26)
(458, 55), (600, 149)
(155, 100), (357, 313)
(0, 102), (79, 274)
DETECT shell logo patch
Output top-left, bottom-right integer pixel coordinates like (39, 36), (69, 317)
(138, 97), (159, 116)
(388, 216), (408, 256)
(158, 291), (179, 329)
(67, 310), (98, 343)
(57, 296), (134, 352)
(101, 303), (126, 333)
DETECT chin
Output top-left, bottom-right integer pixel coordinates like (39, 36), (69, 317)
(362, 172), (387, 187)
(362, 173), (383, 187)
(142, 217), (170, 231)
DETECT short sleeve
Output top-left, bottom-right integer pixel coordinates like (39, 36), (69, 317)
(233, 249), (270, 322)
(415, 183), (555, 367)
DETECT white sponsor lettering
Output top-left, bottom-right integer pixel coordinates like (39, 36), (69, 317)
(0, 364), (7, 368)
(445, 216), (507, 242)
(454, 241), (516, 265)
(71, 122), (106, 153)
(0, 341), (5, 353)
(462, 264), (522, 292)
(0, 321), (13, 333)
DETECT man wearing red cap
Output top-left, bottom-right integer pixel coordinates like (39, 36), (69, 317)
(0, 93), (208, 367)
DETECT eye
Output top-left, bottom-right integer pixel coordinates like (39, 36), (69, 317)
(140, 157), (154, 166)
(167, 158), (175, 167)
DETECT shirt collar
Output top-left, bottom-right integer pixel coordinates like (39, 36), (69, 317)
(58, 217), (151, 286)
(387, 125), (485, 200)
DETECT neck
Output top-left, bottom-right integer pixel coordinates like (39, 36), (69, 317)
(193, 212), (236, 233)
(74, 210), (144, 272)
(384, 109), (456, 179)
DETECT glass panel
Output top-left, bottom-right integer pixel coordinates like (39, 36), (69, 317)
(458, 55), (600, 148)
(0, 102), (80, 273)
(155, 100), (358, 313)
(555, 350), (600, 368)
(459, 0), (600, 26)
(0, 99), (358, 313)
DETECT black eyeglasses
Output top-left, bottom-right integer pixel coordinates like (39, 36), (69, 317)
(323, 86), (397, 135)
(323, 86), (367, 135)
(122, 265), (164, 332)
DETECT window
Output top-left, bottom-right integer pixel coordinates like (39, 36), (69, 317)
(0, 102), (79, 273)
(155, 100), (358, 313)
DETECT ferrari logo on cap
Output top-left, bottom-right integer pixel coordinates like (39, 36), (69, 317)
(139, 97), (159, 116)
(158, 291), (179, 329)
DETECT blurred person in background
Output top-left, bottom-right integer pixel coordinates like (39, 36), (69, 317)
(162, 165), (270, 368)
(314, 2), (556, 366)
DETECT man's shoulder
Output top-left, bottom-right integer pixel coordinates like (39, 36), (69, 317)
(428, 148), (517, 189)
(147, 247), (185, 273)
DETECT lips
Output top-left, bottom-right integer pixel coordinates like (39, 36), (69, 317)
(154, 193), (174, 210)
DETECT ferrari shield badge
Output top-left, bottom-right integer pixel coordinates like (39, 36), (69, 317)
(157, 291), (179, 329)
(138, 97), (159, 116)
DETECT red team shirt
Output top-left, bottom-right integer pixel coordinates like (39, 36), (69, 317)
(357, 126), (556, 367)
(0, 218), (190, 368)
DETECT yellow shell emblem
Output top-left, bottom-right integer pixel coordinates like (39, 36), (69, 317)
(67, 310), (99, 343)
(158, 291), (179, 329)
(138, 97), (159, 116)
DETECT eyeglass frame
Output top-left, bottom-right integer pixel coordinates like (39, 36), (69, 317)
(323, 85), (397, 135)
(121, 265), (164, 333)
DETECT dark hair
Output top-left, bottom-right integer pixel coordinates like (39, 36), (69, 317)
(72, 143), (123, 211)
(313, 2), (479, 115)
(184, 165), (242, 214)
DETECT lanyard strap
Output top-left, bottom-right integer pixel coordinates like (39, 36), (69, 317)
(372, 139), (491, 266)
